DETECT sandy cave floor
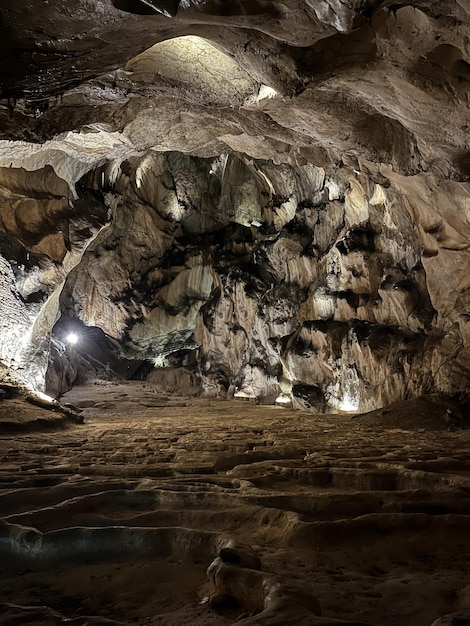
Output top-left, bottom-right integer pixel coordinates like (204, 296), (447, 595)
(0, 381), (469, 625)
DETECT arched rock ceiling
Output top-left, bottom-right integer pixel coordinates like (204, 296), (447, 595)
(0, 0), (469, 178)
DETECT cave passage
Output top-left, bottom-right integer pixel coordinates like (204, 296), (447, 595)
(0, 0), (470, 624)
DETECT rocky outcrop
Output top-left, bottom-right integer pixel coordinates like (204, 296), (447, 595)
(47, 152), (468, 410)
(0, 166), (109, 389)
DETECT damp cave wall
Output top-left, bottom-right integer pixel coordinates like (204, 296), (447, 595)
(0, 152), (468, 409)
(43, 152), (470, 411)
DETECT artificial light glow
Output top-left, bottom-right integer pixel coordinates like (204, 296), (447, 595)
(338, 395), (360, 412)
(258, 85), (278, 100)
(329, 366), (361, 413)
(35, 391), (55, 403)
(66, 333), (79, 345)
(153, 355), (167, 367)
(275, 394), (293, 407)
(234, 390), (257, 401)
(244, 84), (279, 110)
(126, 36), (253, 103)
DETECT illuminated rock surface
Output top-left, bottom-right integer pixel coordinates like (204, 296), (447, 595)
(0, 0), (469, 623)
(0, 1), (469, 405)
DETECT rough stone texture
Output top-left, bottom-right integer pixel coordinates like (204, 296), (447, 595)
(0, 382), (469, 625)
(0, 0), (468, 406)
(52, 154), (468, 410)
(0, 164), (110, 389)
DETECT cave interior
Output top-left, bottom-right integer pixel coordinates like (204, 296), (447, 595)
(0, 0), (469, 625)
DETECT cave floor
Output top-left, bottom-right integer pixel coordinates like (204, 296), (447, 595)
(0, 381), (469, 625)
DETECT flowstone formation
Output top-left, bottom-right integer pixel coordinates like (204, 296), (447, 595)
(56, 152), (468, 411)
(0, 0), (468, 408)
(1, 382), (469, 625)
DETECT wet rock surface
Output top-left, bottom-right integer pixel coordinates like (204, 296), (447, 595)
(0, 381), (469, 625)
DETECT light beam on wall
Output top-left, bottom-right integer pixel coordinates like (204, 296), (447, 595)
(338, 394), (360, 412)
(35, 391), (55, 403)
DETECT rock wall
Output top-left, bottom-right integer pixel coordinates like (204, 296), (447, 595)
(0, 151), (467, 408)
(53, 152), (469, 411)
(0, 167), (109, 390)
(0, 0), (468, 406)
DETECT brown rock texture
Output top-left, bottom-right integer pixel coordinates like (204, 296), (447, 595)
(0, 382), (469, 625)
(0, 1), (468, 405)
(1, 3), (469, 623)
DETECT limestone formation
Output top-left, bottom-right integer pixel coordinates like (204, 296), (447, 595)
(1, 5), (470, 622)
(0, 1), (468, 407)
(1, 383), (469, 625)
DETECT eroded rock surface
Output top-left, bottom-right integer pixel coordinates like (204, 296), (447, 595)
(47, 154), (468, 411)
(0, 0), (468, 406)
(0, 383), (469, 625)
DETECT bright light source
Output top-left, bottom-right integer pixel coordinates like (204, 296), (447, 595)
(35, 391), (55, 403)
(338, 396), (359, 412)
(275, 394), (293, 407)
(66, 333), (79, 345)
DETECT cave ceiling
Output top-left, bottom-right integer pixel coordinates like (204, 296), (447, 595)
(0, 0), (469, 409)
